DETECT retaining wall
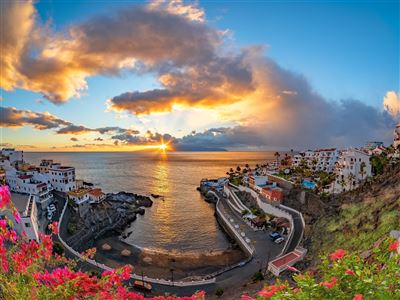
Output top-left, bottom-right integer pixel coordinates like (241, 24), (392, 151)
(57, 201), (216, 287)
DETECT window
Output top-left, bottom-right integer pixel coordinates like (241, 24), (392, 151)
(25, 223), (30, 227)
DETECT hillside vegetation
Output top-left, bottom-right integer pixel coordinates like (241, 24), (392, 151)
(310, 161), (400, 257)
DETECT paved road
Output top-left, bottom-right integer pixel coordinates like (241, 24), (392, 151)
(53, 190), (300, 297)
(279, 206), (304, 253)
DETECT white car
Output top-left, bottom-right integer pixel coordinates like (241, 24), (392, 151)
(274, 237), (285, 244)
(47, 211), (53, 220)
(47, 205), (56, 213)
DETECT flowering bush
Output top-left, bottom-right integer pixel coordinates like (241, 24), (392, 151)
(0, 186), (205, 300)
(243, 240), (400, 300)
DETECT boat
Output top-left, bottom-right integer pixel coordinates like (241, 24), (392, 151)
(134, 280), (152, 291)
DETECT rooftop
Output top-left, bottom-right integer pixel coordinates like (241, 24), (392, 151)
(10, 192), (30, 213)
(67, 188), (90, 197)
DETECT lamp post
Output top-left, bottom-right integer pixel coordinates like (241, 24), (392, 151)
(170, 268), (174, 287)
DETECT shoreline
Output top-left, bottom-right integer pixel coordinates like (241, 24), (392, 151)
(91, 233), (246, 280)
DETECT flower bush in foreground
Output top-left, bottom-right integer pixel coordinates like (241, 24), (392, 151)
(0, 186), (205, 300)
(243, 239), (400, 300)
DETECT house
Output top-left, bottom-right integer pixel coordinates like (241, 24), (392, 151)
(394, 123), (400, 149)
(67, 188), (91, 217)
(364, 141), (384, 151)
(331, 148), (371, 193)
(261, 186), (284, 204)
(248, 175), (269, 189)
(48, 163), (76, 192)
(1, 148), (24, 164)
(88, 188), (106, 203)
(5, 170), (53, 209)
(292, 148), (339, 173)
(0, 193), (41, 242)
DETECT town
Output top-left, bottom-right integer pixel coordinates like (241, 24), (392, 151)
(0, 123), (399, 296)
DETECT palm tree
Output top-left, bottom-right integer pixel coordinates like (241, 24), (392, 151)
(359, 161), (367, 180)
(339, 178), (347, 192)
(348, 173), (356, 190)
(274, 152), (281, 168)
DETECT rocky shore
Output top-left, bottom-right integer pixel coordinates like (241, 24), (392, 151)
(63, 192), (153, 250)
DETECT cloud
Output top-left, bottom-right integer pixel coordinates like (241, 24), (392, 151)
(0, 106), (70, 129)
(70, 137), (78, 141)
(383, 91), (400, 119)
(0, 106), (137, 137)
(111, 130), (172, 145)
(1, 1), (397, 149)
(1, 1), (220, 102)
(148, 0), (205, 22)
(94, 137), (104, 141)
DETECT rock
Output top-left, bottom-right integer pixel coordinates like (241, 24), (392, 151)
(143, 256), (152, 264)
(102, 243), (112, 251)
(121, 249), (131, 256)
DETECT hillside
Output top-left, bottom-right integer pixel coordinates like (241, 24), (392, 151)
(284, 161), (400, 260)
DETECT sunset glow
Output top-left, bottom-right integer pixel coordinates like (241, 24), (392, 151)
(0, 1), (398, 151)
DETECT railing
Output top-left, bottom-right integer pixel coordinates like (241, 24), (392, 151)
(57, 200), (216, 287)
(215, 199), (255, 256)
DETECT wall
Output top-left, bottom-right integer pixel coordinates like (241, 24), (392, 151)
(57, 200), (216, 287)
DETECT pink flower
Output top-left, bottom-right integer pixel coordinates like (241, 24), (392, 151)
(258, 285), (286, 298)
(48, 222), (59, 235)
(241, 295), (255, 300)
(0, 186), (11, 209)
(353, 294), (363, 300)
(330, 249), (346, 260)
(345, 269), (356, 276)
(0, 219), (6, 230)
(321, 277), (337, 289)
(13, 210), (21, 224)
(389, 241), (399, 252)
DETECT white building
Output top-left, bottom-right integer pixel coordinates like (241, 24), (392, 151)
(1, 148), (24, 164)
(292, 148), (339, 173)
(88, 188), (106, 203)
(48, 163), (76, 192)
(0, 193), (41, 242)
(5, 170), (54, 209)
(332, 148), (371, 193)
(394, 124), (400, 149)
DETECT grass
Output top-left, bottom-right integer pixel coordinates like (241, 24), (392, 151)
(312, 194), (400, 256)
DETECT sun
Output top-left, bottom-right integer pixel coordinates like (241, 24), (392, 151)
(159, 143), (168, 151)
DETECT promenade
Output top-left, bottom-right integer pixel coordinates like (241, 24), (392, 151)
(53, 186), (304, 297)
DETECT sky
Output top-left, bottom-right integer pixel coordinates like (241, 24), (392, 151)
(1, 0), (399, 152)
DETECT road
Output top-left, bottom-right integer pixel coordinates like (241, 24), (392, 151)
(52, 189), (303, 297)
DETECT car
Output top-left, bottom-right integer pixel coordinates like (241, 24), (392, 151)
(47, 212), (53, 220)
(274, 237), (285, 244)
(269, 232), (282, 241)
(47, 205), (56, 212)
(133, 280), (152, 291)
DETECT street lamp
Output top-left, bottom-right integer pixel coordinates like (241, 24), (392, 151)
(170, 268), (174, 287)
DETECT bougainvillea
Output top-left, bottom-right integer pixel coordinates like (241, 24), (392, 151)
(242, 238), (400, 299)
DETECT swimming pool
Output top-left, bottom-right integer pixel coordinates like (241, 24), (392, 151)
(302, 180), (317, 189)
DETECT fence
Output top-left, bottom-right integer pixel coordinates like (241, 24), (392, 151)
(57, 200), (216, 287)
(236, 185), (295, 256)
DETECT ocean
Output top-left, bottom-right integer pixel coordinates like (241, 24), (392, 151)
(25, 151), (275, 253)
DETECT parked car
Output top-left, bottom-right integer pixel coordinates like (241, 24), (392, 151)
(269, 232), (282, 241)
(274, 237), (285, 244)
(47, 211), (53, 220)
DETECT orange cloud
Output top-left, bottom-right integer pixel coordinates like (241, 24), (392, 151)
(383, 91), (400, 119)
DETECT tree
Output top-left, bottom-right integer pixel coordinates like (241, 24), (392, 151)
(274, 152), (281, 167)
(347, 173), (356, 190)
(359, 161), (367, 180)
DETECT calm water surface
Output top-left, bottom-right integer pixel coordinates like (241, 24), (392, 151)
(26, 152), (274, 253)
